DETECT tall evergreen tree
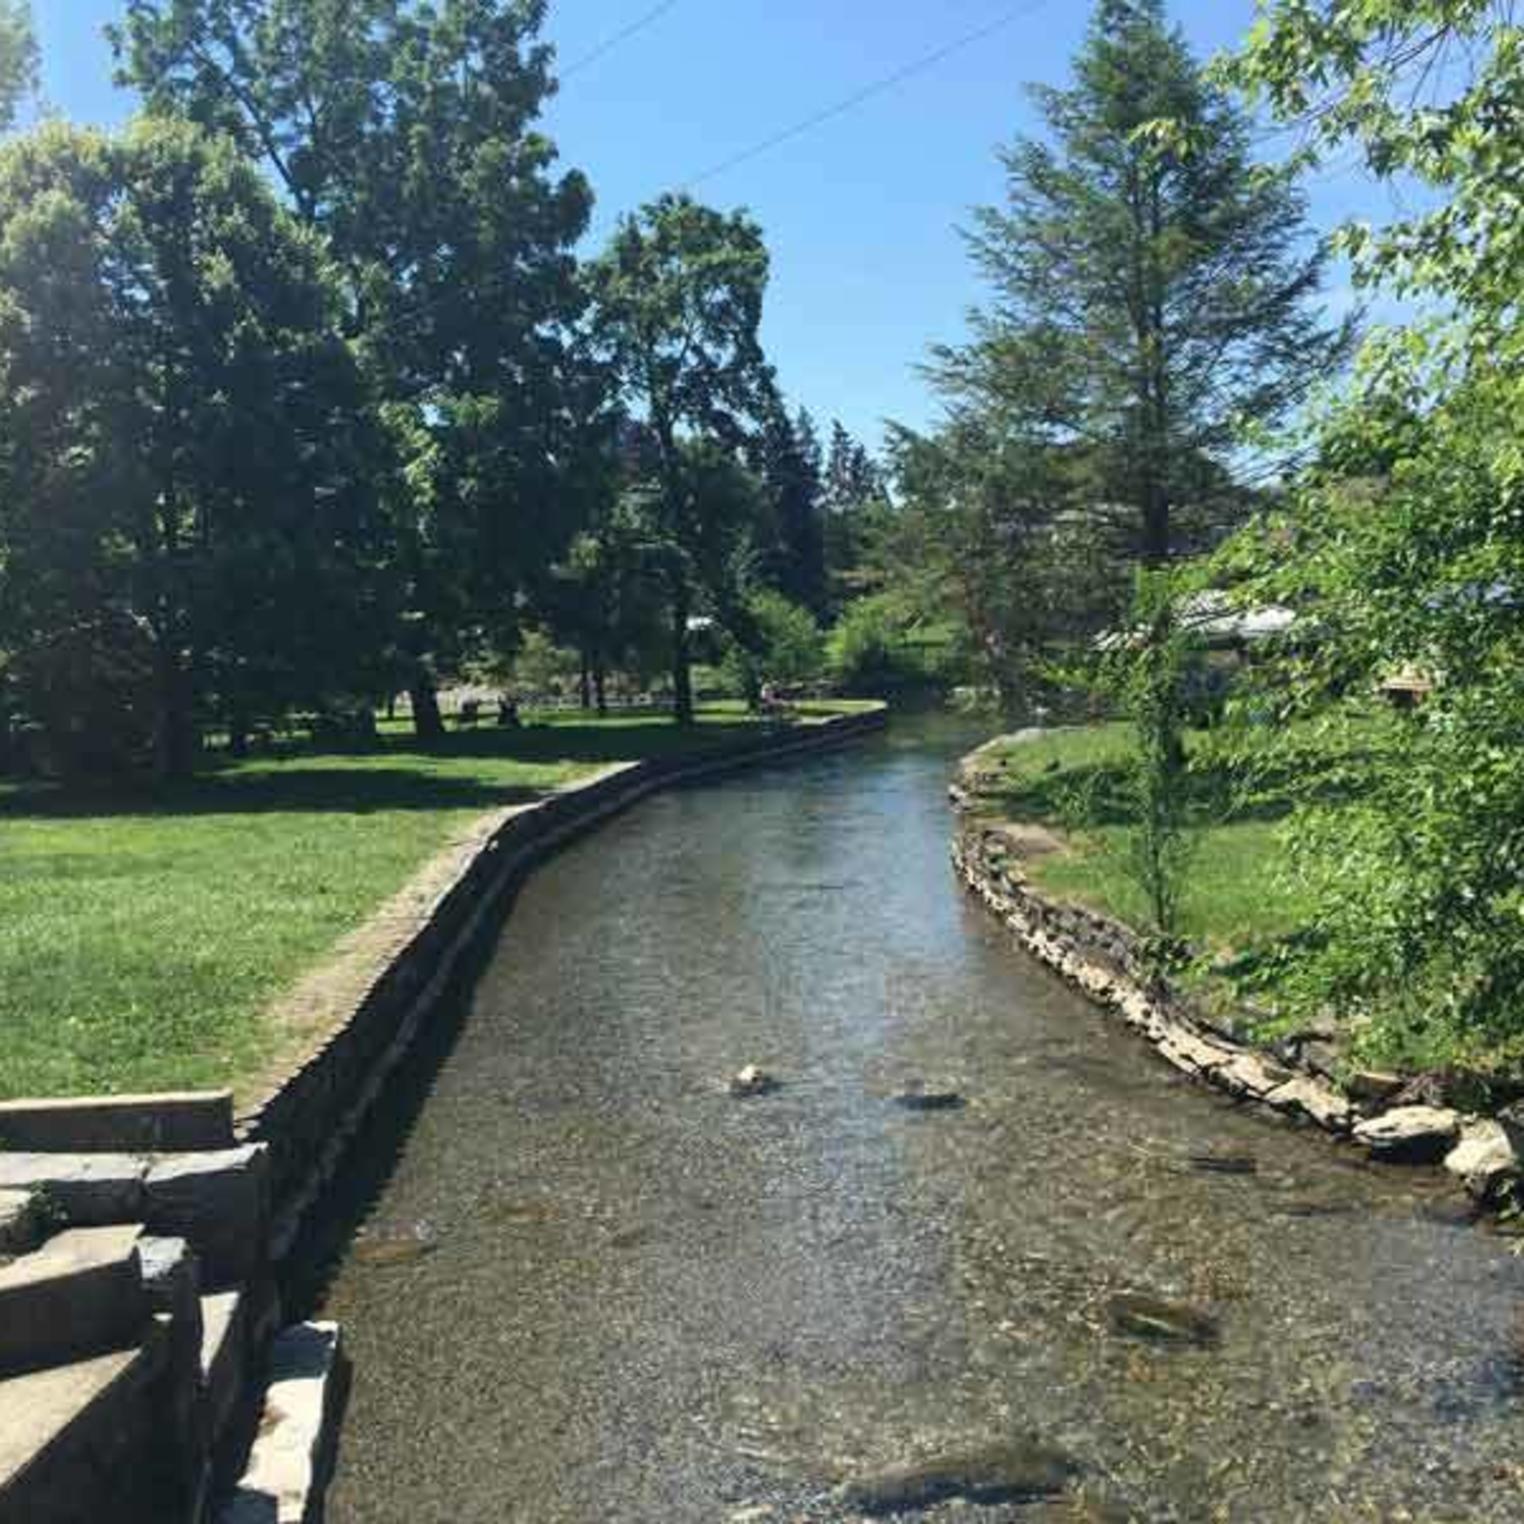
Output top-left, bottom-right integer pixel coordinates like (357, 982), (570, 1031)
(759, 405), (826, 615)
(933, 0), (1352, 567)
(116, 0), (593, 737)
(824, 420), (881, 516)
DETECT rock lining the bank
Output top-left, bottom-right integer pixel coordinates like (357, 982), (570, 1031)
(952, 804), (1523, 1206)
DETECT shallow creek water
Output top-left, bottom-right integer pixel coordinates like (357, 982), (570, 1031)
(319, 718), (1524, 1522)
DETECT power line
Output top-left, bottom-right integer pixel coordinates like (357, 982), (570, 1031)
(559, 0), (682, 82)
(682, 0), (1057, 190)
(356, 2), (1060, 347)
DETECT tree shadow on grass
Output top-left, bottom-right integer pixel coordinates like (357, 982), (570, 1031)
(0, 719), (763, 823)
(983, 757), (1318, 833)
(0, 767), (545, 822)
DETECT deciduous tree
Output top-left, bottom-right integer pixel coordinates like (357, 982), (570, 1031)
(587, 194), (774, 723)
(117, 0), (593, 737)
(0, 119), (389, 777)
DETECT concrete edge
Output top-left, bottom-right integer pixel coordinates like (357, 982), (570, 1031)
(217, 1321), (346, 1524)
(0, 1093), (235, 1155)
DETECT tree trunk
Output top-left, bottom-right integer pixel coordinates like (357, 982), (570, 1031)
(671, 577), (694, 726)
(409, 674), (445, 742)
(1141, 483), (1170, 568)
(227, 709), (250, 760)
(594, 657), (608, 717)
(579, 648), (592, 710)
(156, 648), (197, 781)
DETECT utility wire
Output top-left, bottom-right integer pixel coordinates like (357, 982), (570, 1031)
(559, 0), (682, 82)
(682, 0), (1057, 189)
(362, 1), (1059, 345)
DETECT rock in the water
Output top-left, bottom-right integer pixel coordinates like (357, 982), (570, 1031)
(1352, 1105), (1461, 1162)
(838, 1438), (1076, 1515)
(1262, 1076), (1354, 1132)
(728, 1065), (780, 1098)
(1186, 1151), (1258, 1176)
(892, 1081), (965, 1113)
(1106, 1292), (1220, 1348)
(352, 1224), (439, 1268)
(1444, 1122), (1520, 1202)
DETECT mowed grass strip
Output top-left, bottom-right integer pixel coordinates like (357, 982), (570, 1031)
(0, 707), (770, 1102)
(972, 725), (1313, 951)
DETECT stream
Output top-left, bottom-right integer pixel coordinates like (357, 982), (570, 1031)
(319, 716), (1524, 1522)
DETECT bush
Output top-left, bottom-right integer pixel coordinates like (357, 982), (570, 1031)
(14, 612), (160, 780)
(827, 596), (941, 695)
(721, 590), (824, 700)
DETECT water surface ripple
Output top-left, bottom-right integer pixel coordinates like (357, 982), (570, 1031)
(321, 719), (1524, 1522)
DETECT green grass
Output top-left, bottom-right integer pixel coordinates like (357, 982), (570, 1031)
(0, 704), (844, 1102)
(969, 725), (1312, 951)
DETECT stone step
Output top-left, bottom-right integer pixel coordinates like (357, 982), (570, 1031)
(0, 1144), (270, 1284)
(0, 1321), (171, 1524)
(0, 1153), (146, 1224)
(0, 1091), (234, 1154)
(220, 1322), (346, 1524)
(144, 1146), (270, 1286)
(0, 1225), (150, 1378)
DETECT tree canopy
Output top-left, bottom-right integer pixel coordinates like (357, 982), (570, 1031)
(0, 118), (389, 776)
(117, 0), (595, 736)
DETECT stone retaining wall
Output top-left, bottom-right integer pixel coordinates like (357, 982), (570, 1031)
(240, 708), (889, 1260)
(953, 814), (1522, 1203)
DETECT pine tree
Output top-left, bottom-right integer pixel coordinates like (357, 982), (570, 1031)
(933, 0), (1352, 567)
(760, 406), (826, 615)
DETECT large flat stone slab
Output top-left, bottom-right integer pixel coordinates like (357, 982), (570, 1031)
(201, 1289), (248, 1446)
(0, 1092), (233, 1154)
(145, 1145), (270, 1286)
(0, 1154), (147, 1224)
(220, 1322), (346, 1524)
(1353, 1104), (1461, 1162)
(0, 1225), (149, 1378)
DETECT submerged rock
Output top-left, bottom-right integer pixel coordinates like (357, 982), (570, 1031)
(1186, 1151), (1258, 1176)
(728, 1065), (780, 1098)
(352, 1225), (439, 1268)
(1352, 1105), (1461, 1163)
(1107, 1292), (1220, 1348)
(891, 1081), (965, 1113)
(838, 1438), (1076, 1515)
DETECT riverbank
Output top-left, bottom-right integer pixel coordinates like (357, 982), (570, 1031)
(0, 703), (876, 1103)
(953, 730), (1524, 1207)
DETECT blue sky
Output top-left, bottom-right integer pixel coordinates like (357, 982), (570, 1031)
(34, 0), (1406, 449)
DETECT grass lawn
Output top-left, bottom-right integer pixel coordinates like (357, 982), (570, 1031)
(967, 725), (1313, 952)
(0, 703), (842, 1103)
